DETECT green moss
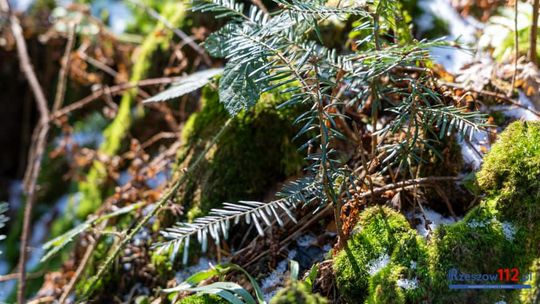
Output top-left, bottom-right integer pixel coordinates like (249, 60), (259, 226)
(366, 265), (407, 304)
(333, 206), (429, 303)
(332, 117), (540, 304)
(428, 205), (525, 303)
(150, 251), (173, 277)
(477, 121), (540, 197)
(179, 86), (305, 217)
(270, 282), (328, 304)
(423, 122), (540, 303)
(520, 258), (540, 303)
(178, 294), (228, 304)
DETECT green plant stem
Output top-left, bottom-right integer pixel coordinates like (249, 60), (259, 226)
(83, 118), (234, 296)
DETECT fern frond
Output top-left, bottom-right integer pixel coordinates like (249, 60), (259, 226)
(154, 176), (320, 264)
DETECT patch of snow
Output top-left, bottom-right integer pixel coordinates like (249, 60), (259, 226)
(466, 218), (516, 241)
(118, 170), (132, 187)
(146, 170), (170, 189)
(8, 180), (23, 209)
(457, 128), (489, 170)
(8, 0), (33, 11)
(261, 259), (289, 302)
(418, 0), (481, 73)
(367, 253), (390, 275)
(494, 301), (507, 304)
(396, 277), (418, 290)
(501, 221), (516, 242)
(489, 91), (540, 122)
(91, 0), (133, 34)
(467, 219), (489, 229)
(287, 249), (297, 260)
(410, 261), (417, 270)
(322, 244), (332, 253)
(296, 234), (317, 247)
(413, 208), (458, 238)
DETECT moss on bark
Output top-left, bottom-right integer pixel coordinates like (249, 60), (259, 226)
(177, 86), (305, 220)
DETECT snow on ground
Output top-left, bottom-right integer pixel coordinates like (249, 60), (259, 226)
(411, 208), (459, 238)
(490, 91), (540, 122)
(418, 0), (481, 73)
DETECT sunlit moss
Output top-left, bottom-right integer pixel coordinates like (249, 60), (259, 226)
(179, 86), (305, 217)
(270, 282), (328, 304)
(427, 205), (525, 304)
(333, 206), (430, 303)
(334, 122), (540, 303)
(178, 294), (228, 304)
(520, 258), (540, 303)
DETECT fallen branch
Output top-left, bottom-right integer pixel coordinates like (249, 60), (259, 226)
(438, 80), (540, 118)
(52, 76), (187, 119)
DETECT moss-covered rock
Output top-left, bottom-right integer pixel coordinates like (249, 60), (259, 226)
(178, 86), (305, 219)
(270, 282), (328, 304)
(178, 294), (228, 304)
(333, 206), (430, 303)
(428, 204), (526, 303)
(333, 122), (540, 303)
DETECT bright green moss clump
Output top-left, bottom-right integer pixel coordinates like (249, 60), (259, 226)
(270, 282), (328, 304)
(178, 294), (228, 304)
(333, 206), (430, 303)
(477, 121), (540, 196)
(178, 87), (305, 218)
(428, 205), (526, 304)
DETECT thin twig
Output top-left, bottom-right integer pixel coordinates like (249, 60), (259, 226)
(77, 50), (119, 78)
(3, 2), (50, 123)
(129, 0), (212, 66)
(0, 270), (44, 283)
(243, 176), (461, 267)
(250, 0), (269, 14)
(1, 2), (52, 302)
(438, 80), (540, 117)
(58, 221), (107, 304)
(18, 122), (50, 304)
(52, 76), (186, 119)
(508, 0), (519, 97)
(52, 23), (77, 112)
